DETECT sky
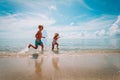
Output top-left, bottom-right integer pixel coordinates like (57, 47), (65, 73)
(0, 0), (120, 39)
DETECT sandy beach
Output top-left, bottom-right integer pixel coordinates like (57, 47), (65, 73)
(0, 50), (120, 80)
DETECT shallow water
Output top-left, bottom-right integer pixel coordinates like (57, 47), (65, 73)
(0, 38), (120, 53)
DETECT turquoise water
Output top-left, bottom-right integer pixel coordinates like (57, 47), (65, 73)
(0, 38), (120, 53)
(59, 38), (120, 50)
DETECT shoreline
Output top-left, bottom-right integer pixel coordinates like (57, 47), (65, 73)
(0, 49), (120, 57)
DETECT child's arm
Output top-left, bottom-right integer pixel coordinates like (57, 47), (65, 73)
(35, 31), (39, 39)
(57, 36), (60, 39)
(42, 36), (45, 38)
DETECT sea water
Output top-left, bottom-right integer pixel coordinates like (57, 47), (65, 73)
(0, 38), (120, 53)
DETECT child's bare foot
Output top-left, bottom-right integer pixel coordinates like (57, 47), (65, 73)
(28, 44), (31, 48)
(41, 48), (44, 51)
(52, 48), (54, 51)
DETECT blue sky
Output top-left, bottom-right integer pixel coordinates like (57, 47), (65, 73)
(0, 0), (120, 39)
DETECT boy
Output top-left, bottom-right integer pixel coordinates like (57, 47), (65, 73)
(28, 25), (45, 51)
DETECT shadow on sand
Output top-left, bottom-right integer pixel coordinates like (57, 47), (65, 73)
(52, 49), (59, 54)
(32, 51), (44, 59)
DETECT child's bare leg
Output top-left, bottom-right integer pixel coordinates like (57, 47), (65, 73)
(56, 43), (59, 49)
(28, 44), (32, 48)
(41, 44), (44, 51)
(52, 44), (54, 50)
(28, 44), (38, 49)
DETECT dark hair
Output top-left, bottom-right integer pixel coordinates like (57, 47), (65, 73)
(38, 25), (43, 29)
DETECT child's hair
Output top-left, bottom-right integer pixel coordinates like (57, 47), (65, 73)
(38, 25), (43, 29)
(54, 33), (59, 37)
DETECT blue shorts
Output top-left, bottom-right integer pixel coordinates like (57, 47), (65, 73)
(35, 40), (43, 46)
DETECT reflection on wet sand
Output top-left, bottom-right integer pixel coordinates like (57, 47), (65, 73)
(52, 56), (59, 71)
(52, 49), (60, 71)
(0, 52), (120, 80)
(32, 52), (120, 80)
(34, 56), (44, 80)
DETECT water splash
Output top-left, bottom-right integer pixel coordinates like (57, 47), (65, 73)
(18, 47), (29, 53)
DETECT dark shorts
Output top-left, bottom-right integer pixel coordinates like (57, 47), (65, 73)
(35, 40), (43, 46)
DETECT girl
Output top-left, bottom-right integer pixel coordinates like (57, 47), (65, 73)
(52, 33), (60, 50)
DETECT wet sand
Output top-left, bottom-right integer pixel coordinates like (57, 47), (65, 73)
(0, 50), (120, 80)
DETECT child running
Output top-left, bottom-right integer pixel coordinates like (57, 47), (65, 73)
(52, 33), (60, 50)
(28, 25), (45, 51)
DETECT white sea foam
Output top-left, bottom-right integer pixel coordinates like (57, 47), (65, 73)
(18, 47), (29, 54)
